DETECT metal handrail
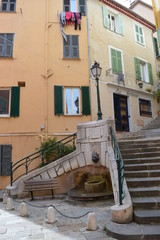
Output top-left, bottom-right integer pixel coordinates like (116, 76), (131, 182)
(110, 127), (125, 205)
(10, 133), (77, 186)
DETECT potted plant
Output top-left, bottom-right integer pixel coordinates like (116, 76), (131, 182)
(138, 81), (143, 88)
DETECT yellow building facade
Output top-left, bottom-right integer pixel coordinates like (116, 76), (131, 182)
(88, 0), (159, 132)
(0, 0), (91, 189)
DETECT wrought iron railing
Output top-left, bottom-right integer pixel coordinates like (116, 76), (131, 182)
(10, 133), (77, 186)
(110, 127), (125, 205)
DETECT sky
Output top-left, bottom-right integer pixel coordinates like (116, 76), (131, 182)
(115, 0), (152, 8)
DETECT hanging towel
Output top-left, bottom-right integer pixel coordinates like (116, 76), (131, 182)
(60, 12), (66, 26)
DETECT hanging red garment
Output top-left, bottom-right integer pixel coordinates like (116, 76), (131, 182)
(66, 12), (72, 25)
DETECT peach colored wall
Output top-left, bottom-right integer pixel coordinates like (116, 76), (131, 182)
(0, 0), (91, 189)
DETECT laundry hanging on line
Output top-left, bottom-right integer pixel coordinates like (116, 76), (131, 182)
(60, 12), (82, 30)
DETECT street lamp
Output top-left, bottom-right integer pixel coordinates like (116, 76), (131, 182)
(91, 61), (102, 120)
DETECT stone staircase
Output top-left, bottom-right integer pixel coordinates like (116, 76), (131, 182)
(119, 138), (160, 225)
(106, 130), (160, 240)
(141, 116), (160, 130)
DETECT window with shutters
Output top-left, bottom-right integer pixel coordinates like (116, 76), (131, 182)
(63, 0), (86, 15)
(63, 35), (79, 59)
(1, 0), (16, 12)
(0, 33), (14, 57)
(0, 87), (20, 117)
(54, 85), (90, 116)
(110, 47), (123, 75)
(134, 57), (153, 84)
(65, 88), (80, 115)
(0, 145), (12, 176)
(102, 6), (124, 35)
(139, 99), (152, 118)
(134, 24), (145, 46)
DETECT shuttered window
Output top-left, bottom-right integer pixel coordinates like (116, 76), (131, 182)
(102, 6), (123, 35)
(154, 37), (159, 57)
(134, 57), (153, 84)
(110, 48), (123, 74)
(139, 99), (152, 118)
(0, 33), (14, 57)
(158, 29), (160, 47)
(134, 24), (145, 45)
(54, 86), (90, 116)
(79, 0), (85, 15)
(1, 0), (16, 12)
(63, 35), (79, 59)
(0, 145), (12, 176)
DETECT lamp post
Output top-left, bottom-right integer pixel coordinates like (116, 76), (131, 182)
(91, 61), (102, 120)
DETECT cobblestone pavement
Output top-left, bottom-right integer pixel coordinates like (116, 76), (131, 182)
(0, 196), (117, 240)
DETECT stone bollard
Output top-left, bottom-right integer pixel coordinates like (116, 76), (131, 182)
(3, 193), (7, 204)
(46, 206), (56, 224)
(6, 198), (14, 210)
(20, 202), (28, 217)
(87, 212), (98, 231)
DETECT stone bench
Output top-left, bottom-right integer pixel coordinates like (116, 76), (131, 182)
(24, 179), (57, 200)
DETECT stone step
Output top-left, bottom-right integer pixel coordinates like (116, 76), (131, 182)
(129, 186), (160, 197)
(124, 157), (160, 165)
(123, 151), (160, 159)
(119, 142), (160, 149)
(121, 147), (160, 154)
(118, 139), (160, 146)
(126, 177), (160, 188)
(125, 170), (160, 178)
(134, 209), (160, 224)
(124, 162), (160, 171)
(106, 209), (160, 240)
(132, 196), (160, 209)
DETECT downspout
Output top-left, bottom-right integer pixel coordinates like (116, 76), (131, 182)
(86, 0), (93, 120)
(45, 0), (49, 133)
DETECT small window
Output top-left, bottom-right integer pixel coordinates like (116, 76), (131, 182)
(134, 24), (145, 46)
(65, 88), (80, 115)
(134, 57), (153, 84)
(0, 89), (10, 115)
(63, 35), (79, 59)
(108, 13), (116, 32)
(1, 0), (16, 12)
(63, 0), (85, 14)
(110, 47), (123, 74)
(139, 99), (152, 117)
(0, 33), (14, 57)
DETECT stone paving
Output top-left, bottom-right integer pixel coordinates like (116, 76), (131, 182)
(0, 195), (117, 240)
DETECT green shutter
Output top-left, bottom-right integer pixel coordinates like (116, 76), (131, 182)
(54, 86), (63, 115)
(154, 37), (159, 57)
(148, 63), (153, 85)
(81, 86), (90, 115)
(118, 14), (124, 35)
(117, 51), (123, 73)
(134, 57), (141, 80)
(102, 6), (109, 29)
(111, 48), (117, 74)
(1, 145), (12, 176)
(10, 86), (20, 117)
(158, 28), (160, 47)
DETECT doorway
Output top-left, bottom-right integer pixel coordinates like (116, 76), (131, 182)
(113, 94), (129, 132)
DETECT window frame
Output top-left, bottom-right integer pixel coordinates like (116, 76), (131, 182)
(0, 88), (11, 117)
(1, 0), (16, 12)
(109, 46), (124, 75)
(134, 23), (145, 46)
(0, 33), (14, 58)
(139, 98), (152, 118)
(63, 0), (86, 15)
(63, 35), (79, 59)
(64, 87), (81, 115)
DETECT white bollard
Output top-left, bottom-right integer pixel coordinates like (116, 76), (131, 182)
(46, 206), (56, 224)
(87, 212), (98, 231)
(20, 202), (28, 217)
(6, 198), (14, 210)
(3, 193), (7, 204)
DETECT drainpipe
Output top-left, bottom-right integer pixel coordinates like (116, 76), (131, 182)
(86, 0), (93, 120)
(45, 0), (49, 133)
